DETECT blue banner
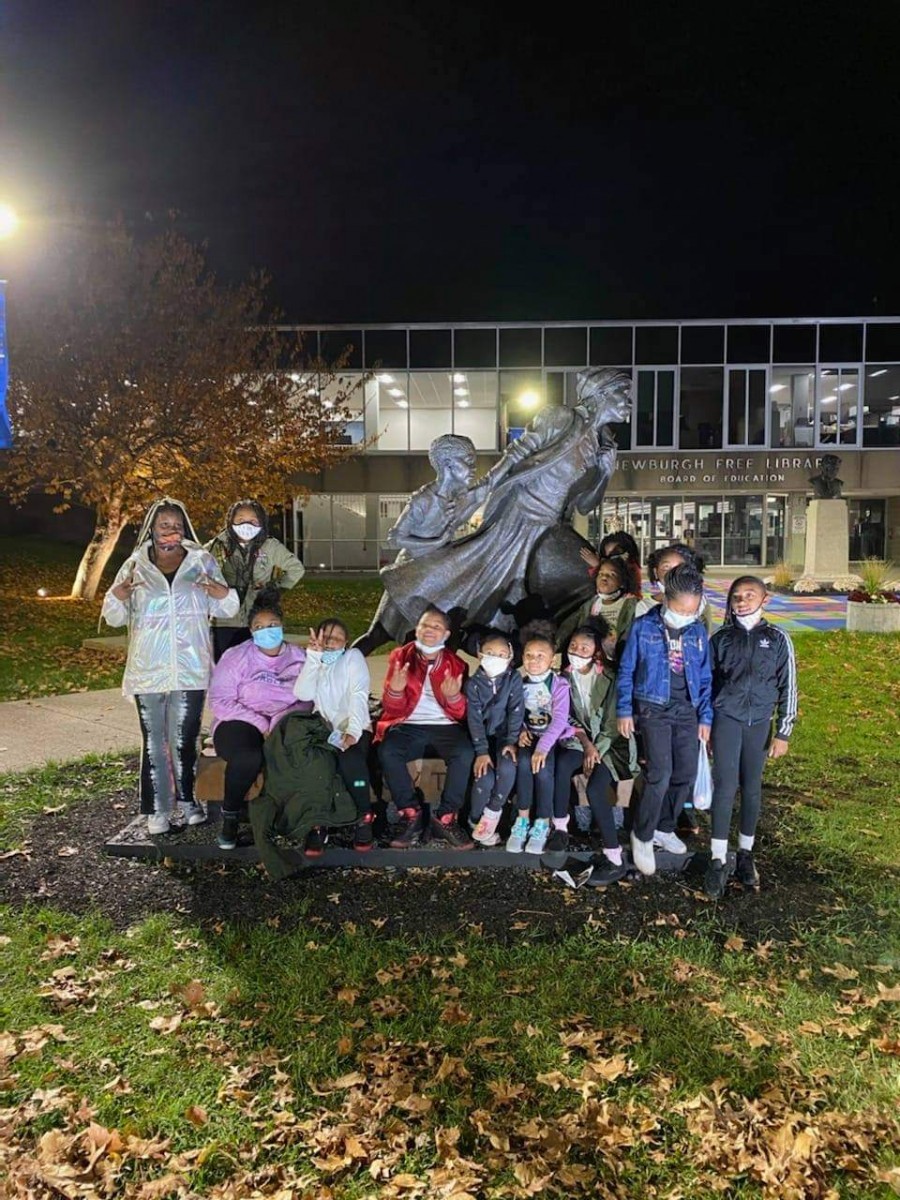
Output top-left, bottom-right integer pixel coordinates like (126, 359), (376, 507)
(0, 280), (10, 449)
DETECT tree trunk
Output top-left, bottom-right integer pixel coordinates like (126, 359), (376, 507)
(71, 502), (128, 601)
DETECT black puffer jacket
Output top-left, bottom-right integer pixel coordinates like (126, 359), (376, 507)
(464, 668), (525, 755)
(710, 618), (798, 738)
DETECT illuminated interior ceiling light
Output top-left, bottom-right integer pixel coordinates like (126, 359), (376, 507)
(457, 399), (470, 408)
(518, 390), (540, 409)
(838, 382), (855, 391)
(769, 384), (787, 393)
(890, 394), (900, 400)
(452, 372), (466, 383)
(388, 388), (404, 397)
(0, 203), (19, 238)
(396, 399), (409, 409)
(375, 373), (394, 384)
(869, 369), (888, 377)
(289, 372), (302, 382)
(306, 386), (319, 395)
(454, 387), (469, 396)
(820, 395), (837, 404)
(322, 400), (333, 409)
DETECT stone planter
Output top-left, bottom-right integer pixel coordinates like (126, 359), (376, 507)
(846, 601), (900, 633)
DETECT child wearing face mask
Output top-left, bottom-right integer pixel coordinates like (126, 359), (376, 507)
(507, 622), (574, 856)
(704, 577), (797, 898)
(616, 564), (713, 876)
(636, 544), (714, 634)
(206, 499), (306, 662)
(559, 556), (638, 656)
(464, 631), (526, 845)
(208, 586), (311, 850)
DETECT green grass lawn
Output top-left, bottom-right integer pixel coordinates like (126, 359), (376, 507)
(0, 537), (385, 702)
(1, 631), (899, 1196)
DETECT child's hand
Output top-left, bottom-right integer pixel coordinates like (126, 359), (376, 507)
(440, 674), (462, 700)
(308, 627), (324, 652)
(111, 578), (138, 602)
(340, 732), (358, 750)
(473, 753), (492, 779)
(531, 749), (547, 774)
(579, 546), (600, 570)
(617, 717), (634, 738)
(388, 662), (410, 693)
(698, 724), (711, 743)
(583, 744), (601, 772)
(518, 729), (533, 748)
(768, 737), (789, 759)
(501, 744), (518, 763)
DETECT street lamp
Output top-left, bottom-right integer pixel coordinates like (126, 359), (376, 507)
(0, 203), (17, 449)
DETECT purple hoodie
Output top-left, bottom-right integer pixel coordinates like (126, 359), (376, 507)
(520, 670), (575, 755)
(208, 640), (311, 735)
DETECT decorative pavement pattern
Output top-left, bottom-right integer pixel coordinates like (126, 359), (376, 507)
(703, 579), (847, 632)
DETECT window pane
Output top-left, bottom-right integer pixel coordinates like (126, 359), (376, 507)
(849, 499), (886, 558)
(636, 371), (655, 445)
(769, 367), (815, 447)
(590, 326), (633, 365)
(365, 375), (408, 450)
(544, 326), (588, 366)
(728, 369), (746, 444)
(319, 372), (365, 445)
(656, 371), (675, 443)
(865, 322), (900, 362)
(726, 325), (770, 363)
(863, 365), (900, 446)
(722, 496), (763, 565)
(500, 370), (543, 443)
(408, 372), (452, 450)
(452, 370), (497, 449)
(454, 328), (497, 368)
(834, 368), (859, 446)
(747, 370), (767, 444)
(679, 367), (723, 448)
(330, 495), (374, 569)
(819, 323), (863, 362)
(364, 329), (407, 370)
(499, 327), (542, 368)
(635, 326), (678, 365)
(680, 325), (725, 364)
(319, 330), (362, 369)
(817, 368), (839, 445)
(772, 324), (816, 363)
(409, 328), (451, 368)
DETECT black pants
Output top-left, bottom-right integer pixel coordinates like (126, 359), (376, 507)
(633, 702), (699, 842)
(515, 742), (556, 820)
(335, 731), (373, 815)
(710, 713), (771, 842)
(213, 626), (251, 663)
(377, 723), (474, 817)
(553, 747), (618, 849)
(213, 720), (265, 815)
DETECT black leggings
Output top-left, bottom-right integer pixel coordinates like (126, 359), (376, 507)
(335, 731), (373, 815)
(213, 720), (265, 815)
(553, 748), (618, 849)
(710, 713), (771, 842)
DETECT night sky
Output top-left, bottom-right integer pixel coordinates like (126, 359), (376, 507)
(3, 1), (900, 323)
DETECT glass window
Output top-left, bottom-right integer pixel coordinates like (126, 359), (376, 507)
(726, 325), (770, 364)
(772, 324), (816, 363)
(726, 368), (767, 446)
(410, 328), (451, 368)
(590, 326), (633, 365)
(819, 323), (863, 363)
(378, 494), (410, 567)
(864, 322), (900, 362)
(544, 326), (588, 366)
(317, 371), (365, 445)
(679, 367), (723, 449)
(499, 327), (542, 368)
(364, 329), (407, 370)
(451, 370), (498, 450)
(634, 368), (676, 447)
(863, 365), (900, 446)
(769, 367), (815, 447)
(294, 330), (321, 368)
(500, 370), (543, 443)
(635, 326), (678, 365)
(365, 373), (409, 450)
(330, 494), (376, 570)
(848, 499), (886, 559)
(722, 496), (763, 565)
(817, 367), (859, 446)
(680, 325), (724, 364)
(408, 372), (452, 449)
(454, 328), (497, 368)
(766, 496), (786, 567)
(319, 330), (362, 370)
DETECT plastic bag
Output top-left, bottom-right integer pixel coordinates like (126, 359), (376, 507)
(693, 741), (712, 811)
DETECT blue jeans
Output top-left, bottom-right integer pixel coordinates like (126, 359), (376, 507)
(134, 690), (205, 816)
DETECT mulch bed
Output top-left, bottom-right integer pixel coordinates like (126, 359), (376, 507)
(0, 762), (845, 947)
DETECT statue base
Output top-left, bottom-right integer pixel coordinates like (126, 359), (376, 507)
(803, 499), (849, 580)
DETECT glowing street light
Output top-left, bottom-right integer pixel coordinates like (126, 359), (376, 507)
(0, 204), (19, 240)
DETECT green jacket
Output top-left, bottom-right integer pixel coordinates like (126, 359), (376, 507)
(250, 711), (357, 880)
(205, 534), (305, 627)
(558, 594), (638, 658)
(562, 664), (639, 782)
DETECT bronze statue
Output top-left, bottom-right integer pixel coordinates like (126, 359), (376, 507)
(809, 453), (843, 499)
(354, 368), (632, 654)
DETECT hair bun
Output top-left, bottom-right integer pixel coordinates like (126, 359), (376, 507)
(254, 583), (282, 608)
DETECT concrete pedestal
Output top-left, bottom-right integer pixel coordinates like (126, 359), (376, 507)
(803, 499), (849, 580)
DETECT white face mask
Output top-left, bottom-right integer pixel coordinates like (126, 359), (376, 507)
(567, 654), (593, 673)
(736, 608), (764, 630)
(480, 654), (510, 679)
(525, 671), (549, 683)
(232, 522), (261, 542)
(663, 607), (697, 631)
(415, 637), (446, 655)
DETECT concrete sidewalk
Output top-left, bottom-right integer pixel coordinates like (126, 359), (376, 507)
(0, 657), (393, 775)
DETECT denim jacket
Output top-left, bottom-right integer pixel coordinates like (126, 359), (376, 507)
(616, 606), (713, 725)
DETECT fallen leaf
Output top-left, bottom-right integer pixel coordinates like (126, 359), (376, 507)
(184, 1104), (208, 1127)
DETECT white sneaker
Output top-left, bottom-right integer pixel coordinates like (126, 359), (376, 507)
(506, 816), (530, 853)
(653, 829), (687, 855)
(472, 809), (502, 847)
(630, 833), (656, 876)
(147, 813), (170, 836)
(178, 801), (207, 826)
(524, 818), (550, 855)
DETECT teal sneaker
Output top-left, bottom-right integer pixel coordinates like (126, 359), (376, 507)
(506, 816), (530, 854)
(524, 818), (550, 855)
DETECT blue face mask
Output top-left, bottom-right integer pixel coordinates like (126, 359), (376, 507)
(321, 647), (345, 665)
(252, 625), (284, 651)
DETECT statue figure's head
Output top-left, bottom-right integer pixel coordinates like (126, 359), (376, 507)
(819, 453), (841, 477)
(574, 368), (632, 426)
(429, 434), (478, 489)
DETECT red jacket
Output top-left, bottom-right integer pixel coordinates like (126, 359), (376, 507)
(374, 643), (469, 741)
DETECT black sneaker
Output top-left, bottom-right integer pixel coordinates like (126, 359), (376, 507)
(704, 857), (729, 899)
(587, 857), (627, 887)
(217, 815), (239, 851)
(353, 811), (376, 852)
(304, 827), (327, 858)
(735, 850), (759, 889)
(545, 828), (569, 853)
(389, 807), (425, 849)
(429, 812), (474, 850)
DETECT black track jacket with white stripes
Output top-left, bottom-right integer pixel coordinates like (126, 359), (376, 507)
(710, 618), (798, 740)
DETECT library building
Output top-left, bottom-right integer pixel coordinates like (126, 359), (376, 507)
(285, 318), (900, 572)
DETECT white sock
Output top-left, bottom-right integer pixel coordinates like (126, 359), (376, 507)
(604, 847), (623, 866)
(738, 834), (755, 852)
(710, 838), (729, 864)
(552, 817), (568, 832)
